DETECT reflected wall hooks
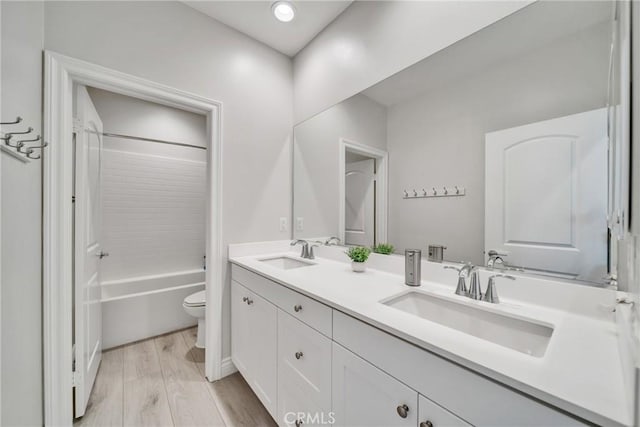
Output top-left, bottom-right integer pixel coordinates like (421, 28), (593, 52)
(402, 185), (466, 199)
(0, 116), (47, 163)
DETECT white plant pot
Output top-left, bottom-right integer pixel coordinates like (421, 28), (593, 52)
(351, 261), (367, 273)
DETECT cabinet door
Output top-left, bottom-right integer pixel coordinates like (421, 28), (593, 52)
(231, 280), (278, 417)
(418, 395), (471, 427)
(332, 342), (417, 427)
(278, 310), (332, 426)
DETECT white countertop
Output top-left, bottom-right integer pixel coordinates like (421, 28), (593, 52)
(229, 242), (633, 427)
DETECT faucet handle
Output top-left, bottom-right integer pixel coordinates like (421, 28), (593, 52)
(468, 268), (483, 300)
(482, 274), (515, 304)
(444, 266), (468, 296)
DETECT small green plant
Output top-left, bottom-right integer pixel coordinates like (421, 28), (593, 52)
(372, 243), (394, 255)
(345, 246), (371, 263)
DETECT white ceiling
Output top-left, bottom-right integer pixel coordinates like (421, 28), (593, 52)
(183, 1), (353, 57)
(362, 1), (612, 107)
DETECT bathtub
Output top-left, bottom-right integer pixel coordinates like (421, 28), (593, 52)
(101, 269), (205, 349)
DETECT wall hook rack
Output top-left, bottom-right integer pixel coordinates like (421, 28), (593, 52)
(1, 117), (45, 163)
(403, 185), (466, 199)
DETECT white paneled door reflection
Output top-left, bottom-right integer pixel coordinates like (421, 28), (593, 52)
(485, 108), (608, 282)
(345, 158), (375, 247)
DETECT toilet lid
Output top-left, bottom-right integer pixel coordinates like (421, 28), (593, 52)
(184, 290), (206, 307)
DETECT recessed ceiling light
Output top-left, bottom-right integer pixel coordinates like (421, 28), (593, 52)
(272, 1), (296, 23)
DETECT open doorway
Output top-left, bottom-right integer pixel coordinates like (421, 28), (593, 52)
(72, 85), (210, 418)
(339, 138), (388, 247)
(43, 52), (223, 426)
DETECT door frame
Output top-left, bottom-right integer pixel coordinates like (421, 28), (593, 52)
(42, 51), (224, 426)
(338, 138), (388, 245)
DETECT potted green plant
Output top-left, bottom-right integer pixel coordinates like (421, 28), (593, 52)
(372, 243), (394, 255)
(345, 246), (371, 272)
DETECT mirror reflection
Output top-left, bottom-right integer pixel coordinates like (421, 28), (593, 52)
(293, 1), (615, 284)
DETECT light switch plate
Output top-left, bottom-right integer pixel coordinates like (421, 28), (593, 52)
(296, 217), (304, 231)
(279, 217), (288, 232)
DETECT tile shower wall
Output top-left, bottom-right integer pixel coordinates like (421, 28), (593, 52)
(101, 147), (206, 281)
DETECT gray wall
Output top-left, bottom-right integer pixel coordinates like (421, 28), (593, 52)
(1, 2), (44, 425)
(294, 94), (386, 239)
(293, 1), (531, 123)
(44, 0), (293, 366)
(386, 21), (610, 264)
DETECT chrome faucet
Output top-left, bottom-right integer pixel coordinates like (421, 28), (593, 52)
(324, 236), (341, 246)
(486, 250), (506, 268)
(468, 267), (483, 300)
(290, 240), (320, 260)
(291, 240), (310, 259)
(444, 263), (474, 297)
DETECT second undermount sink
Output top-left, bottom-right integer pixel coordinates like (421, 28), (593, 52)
(382, 291), (553, 357)
(258, 256), (315, 270)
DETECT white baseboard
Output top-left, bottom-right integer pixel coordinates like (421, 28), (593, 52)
(220, 357), (237, 378)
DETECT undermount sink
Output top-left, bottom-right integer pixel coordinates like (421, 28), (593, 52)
(382, 291), (553, 357)
(258, 256), (315, 270)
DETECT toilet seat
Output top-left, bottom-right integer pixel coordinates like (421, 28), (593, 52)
(183, 290), (206, 307)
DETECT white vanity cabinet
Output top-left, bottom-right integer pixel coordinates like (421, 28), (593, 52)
(231, 280), (278, 417)
(332, 342), (417, 427)
(231, 264), (588, 427)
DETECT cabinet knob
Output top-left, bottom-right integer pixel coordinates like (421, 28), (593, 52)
(420, 422), (434, 427)
(242, 297), (248, 302)
(396, 404), (409, 418)
(295, 351), (304, 360)
(294, 304), (302, 312)
(246, 298), (253, 305)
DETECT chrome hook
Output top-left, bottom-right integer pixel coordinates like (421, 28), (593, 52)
(16, 135), (41, 153)
(0, 116), (22, 126)
(432, 187), (437, 196)
(455, 185), (460, 195)
(443, 187), (448, 195)
(24, 141), (48, 159)
(1, 126), (33, 143)
(403, 189), (408, 198)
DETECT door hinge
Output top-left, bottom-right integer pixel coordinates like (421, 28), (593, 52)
(72, 195), (76, 203)
(72, 117), (82, 135)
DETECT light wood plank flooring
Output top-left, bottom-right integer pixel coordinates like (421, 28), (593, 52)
(74, 328), (276, 427)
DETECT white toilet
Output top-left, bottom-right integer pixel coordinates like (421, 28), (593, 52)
(183, 290), (206, 348)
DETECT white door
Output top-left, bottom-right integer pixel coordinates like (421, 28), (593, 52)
(345, 158), (375, 246)
(485, 108), (608, 282)
(332, 342), (417, 427)
(73, 85), (104, 417)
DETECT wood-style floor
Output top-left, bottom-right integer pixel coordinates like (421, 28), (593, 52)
(74, 327), (277, 427)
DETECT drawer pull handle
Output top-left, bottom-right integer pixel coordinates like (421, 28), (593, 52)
(420, 422), (434, 427)
(246, 298), (253, 305)
(295, 351), (304, 360)
(294, 304), (302, 312)
(295, 420), (303, 427)
(396, 404), (409, 418)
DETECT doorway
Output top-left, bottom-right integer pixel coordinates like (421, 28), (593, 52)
(339, 138), (388, 246)
(43, 52), (223, 426)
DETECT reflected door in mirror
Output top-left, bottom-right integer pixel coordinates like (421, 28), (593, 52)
(345, 158), (375, 246)
(485, 108), (608, 282)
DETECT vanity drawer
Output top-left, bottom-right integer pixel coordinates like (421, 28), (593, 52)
(232, 264), (332, 337)
(278, 309), (332, 426)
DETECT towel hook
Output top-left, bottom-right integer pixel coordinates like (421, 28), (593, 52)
(1, 126), (33, 143)
(0, 116), (22, 126)
(16, 135), (41, 153)
(24, 141), (48, 159)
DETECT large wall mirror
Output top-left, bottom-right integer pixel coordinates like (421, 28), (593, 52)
(293, 1), (629, 286)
